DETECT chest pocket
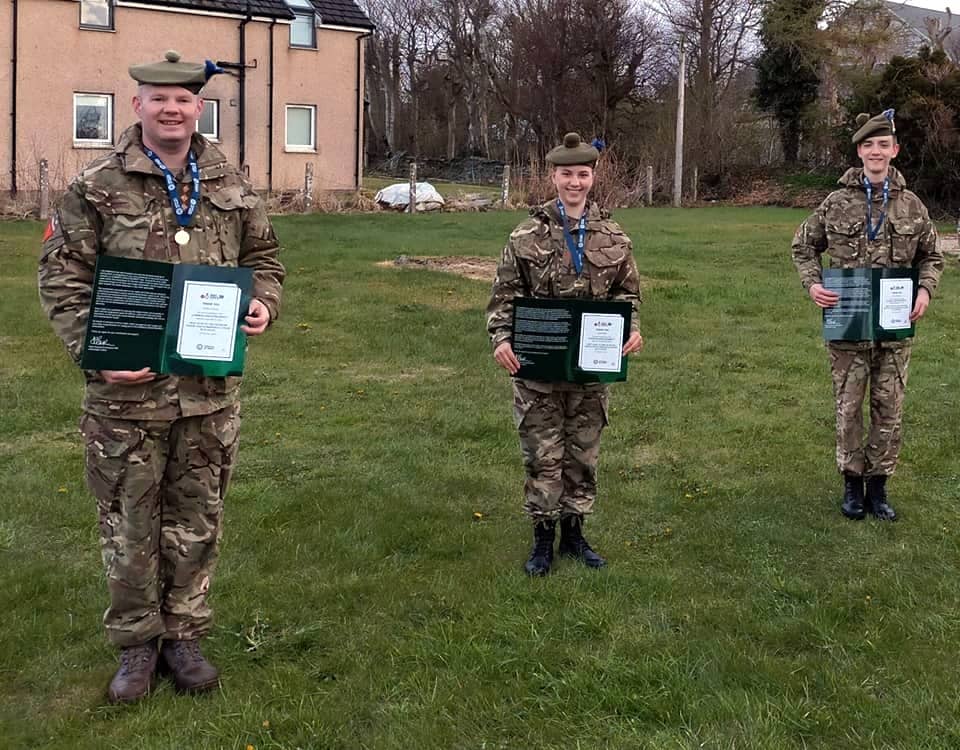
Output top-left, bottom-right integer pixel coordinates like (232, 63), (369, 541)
(585, 245), (626, 297)
(87, 190), (164, 260)
(888, 215), (922, 264)
(205, 187), (247, 263)
(515, 238), (556, 296)
(824, 218), (863, 266)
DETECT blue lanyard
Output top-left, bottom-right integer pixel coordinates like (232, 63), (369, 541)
(142, 147), (201, 229)
(556, 200), (587, 275)
(863, 175), (889, 241)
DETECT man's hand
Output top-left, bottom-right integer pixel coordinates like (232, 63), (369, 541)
(910, 286), (930, 322)
(493, 342), (521, 375)
(623, 331), (644, 355)
(100, 368), (156, 384)
(241, 298), (271, 336)
(808, 283), (840, 308)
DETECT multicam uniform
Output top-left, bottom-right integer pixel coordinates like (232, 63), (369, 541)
(487, 201), (641, 521)
(791, 166), (942, 477)
(38, 123), (284, 647)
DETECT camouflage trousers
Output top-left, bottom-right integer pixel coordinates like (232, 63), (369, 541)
(513, 380), (609, 522)
(79, 403), (241, 648)
(828, 344), (911, 477)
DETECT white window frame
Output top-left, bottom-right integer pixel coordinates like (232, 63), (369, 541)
(73, 93), (113, 148)
(285, 105), (316, 152)
(287, 0), (318, 48)
(79, 0), (114, 30)
(196, 99), (220, 141)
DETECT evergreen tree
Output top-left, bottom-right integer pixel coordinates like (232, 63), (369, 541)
(753, 0), (824, 164)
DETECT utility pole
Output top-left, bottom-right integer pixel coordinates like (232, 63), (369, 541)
(673, 43), (686, 208)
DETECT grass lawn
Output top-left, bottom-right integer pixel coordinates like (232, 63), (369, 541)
(3, 208), (960, 749)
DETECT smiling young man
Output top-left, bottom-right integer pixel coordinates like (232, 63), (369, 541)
(487, 132), (643, 576)
(791, 110), (942, 522)
(38, 51), (284, 703)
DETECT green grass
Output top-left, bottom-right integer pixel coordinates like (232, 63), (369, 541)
(4, 207), (960, 749)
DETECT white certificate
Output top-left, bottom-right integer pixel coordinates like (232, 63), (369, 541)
(878, 277), (913, 331)
(176, 280), (242, 361)
(578, 313), (624, 373)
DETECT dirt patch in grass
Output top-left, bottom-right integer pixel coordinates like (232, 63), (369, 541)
(377, 255), (498, 282)
(941, 235), (959, 256)
(379, 255), (676, 288)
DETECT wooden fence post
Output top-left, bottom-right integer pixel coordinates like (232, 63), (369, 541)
(39, 159), (49, 220)
(646, 165), (653, 207)
(303, 162), (314, 211)
(692, 166), (698, 203)
(407, 162), (417, 213)
(500, 165), (510, 206)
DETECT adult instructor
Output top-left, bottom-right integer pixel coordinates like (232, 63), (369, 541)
(38, 51), (285, 702)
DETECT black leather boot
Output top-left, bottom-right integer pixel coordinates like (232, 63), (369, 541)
(524, 520), (556, 577)
(558, 514), (607, 568)
(107, 639), (158, 704)
(159, 639), (220, 693)
(841, 473), (866, 520)
(866, 475), (897, 521)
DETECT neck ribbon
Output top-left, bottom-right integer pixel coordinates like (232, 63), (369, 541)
(143, 146), (200, 229)
(556, 200), (587, 275)
(863, 175), (890, 242)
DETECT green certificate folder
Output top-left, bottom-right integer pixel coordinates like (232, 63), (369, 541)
(822, 268), (919, 342)
(80, 256), (253, 376)
(511, 297), (632, 383)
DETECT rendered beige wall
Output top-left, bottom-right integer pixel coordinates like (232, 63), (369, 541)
(8, 0), (365, 193)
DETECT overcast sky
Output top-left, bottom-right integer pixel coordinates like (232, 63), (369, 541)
(900, 0), (954, 12)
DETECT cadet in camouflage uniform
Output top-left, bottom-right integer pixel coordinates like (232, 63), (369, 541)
(487, 133), (643, 576)
(37, 51), (284, 702)
(792, 110), (942, 522)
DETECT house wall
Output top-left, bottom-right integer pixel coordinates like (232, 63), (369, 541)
(5, 0), (366, 193)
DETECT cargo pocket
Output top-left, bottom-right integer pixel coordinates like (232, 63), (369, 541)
(515, 242), (555, 296)
(825, 219), (863, 264)
(888, 216), (921, 263)
(585, 245), (627, 297)
(206, 188), (246, 263)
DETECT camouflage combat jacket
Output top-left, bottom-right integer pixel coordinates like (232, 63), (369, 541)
(38, 124), (285, 420)
(791, 166), (942, 350)
(486, 201), (641, 389)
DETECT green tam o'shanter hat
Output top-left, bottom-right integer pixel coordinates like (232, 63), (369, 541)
(129, 50), (218, 94)
(852, 109), (896, 144)
(546, 132), (599, 166)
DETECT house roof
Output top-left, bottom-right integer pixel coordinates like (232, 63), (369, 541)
(884, 1), (959, 54)
(310, 0), (374, 30)
(129, 0), (294, 19)
(128, 0), (376, 29)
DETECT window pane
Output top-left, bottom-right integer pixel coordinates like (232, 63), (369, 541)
(287, 0), (313, 7)
(287, 108), (313, 147)
(75, 95), (110, 141)
(290, 13), (315, 46)
(81, 0), (111, 27)
(198, 101), (218, 138)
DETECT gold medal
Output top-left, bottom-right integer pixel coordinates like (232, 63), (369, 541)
(174, 229), (190, 246)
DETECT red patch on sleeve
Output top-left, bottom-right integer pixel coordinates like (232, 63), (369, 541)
(41, 218), (55, 242)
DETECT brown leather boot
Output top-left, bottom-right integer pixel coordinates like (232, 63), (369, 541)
(107, 639), (158, 704)
(160, 639), (220, 693)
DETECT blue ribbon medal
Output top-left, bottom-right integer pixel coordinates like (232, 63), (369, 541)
(863, 175), (889, 242)
(143, 146), (201, 246)
(556, 200), (587, 275)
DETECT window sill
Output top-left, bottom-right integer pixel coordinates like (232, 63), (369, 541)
(284, 146), (317, 153)
(79, 25), (116, 32)
(73, 141), (113, 149)
(289, 44), (318, 50)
